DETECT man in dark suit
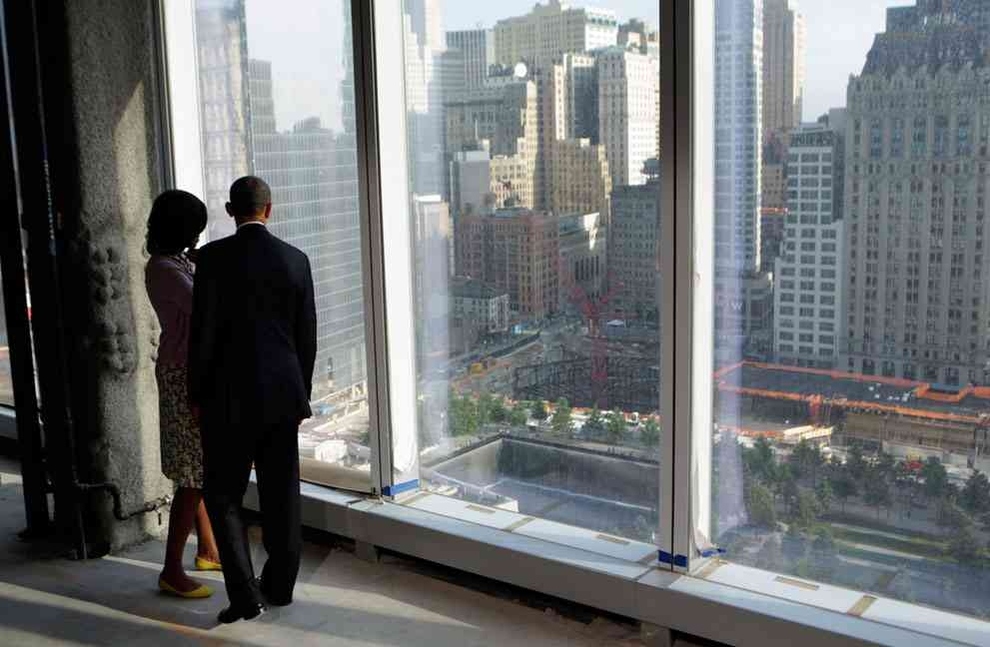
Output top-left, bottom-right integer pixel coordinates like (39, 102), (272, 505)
(189, 176), (317, 623)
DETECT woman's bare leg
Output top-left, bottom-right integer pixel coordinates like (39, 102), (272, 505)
(160, 486), (203, 592)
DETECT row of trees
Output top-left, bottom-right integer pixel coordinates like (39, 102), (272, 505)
(741, 436), (990, 564)
(446, 391), (660, 448)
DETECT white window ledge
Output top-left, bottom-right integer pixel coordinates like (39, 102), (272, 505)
(246, 476), (979, 647)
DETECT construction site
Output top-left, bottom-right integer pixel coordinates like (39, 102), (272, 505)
(715, 362), (990, 465)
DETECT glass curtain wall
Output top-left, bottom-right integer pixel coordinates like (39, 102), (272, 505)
(176, 0), (371, 489)
(396, 0), (664, 552)
(704, 0), (990, 624)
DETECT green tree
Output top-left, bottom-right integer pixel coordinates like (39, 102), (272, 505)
(583, 406), (606, 439)
(847, 443), (868, 481)
(960, 470), (990, 515)
(947, 523), (983, 564)
(606, 411), (627, 444)
(938, 499), (973, 532)
(476, 393), (495, 427)
(640, 417), (660, 447)
(551, 398), (573, 435)
(449, 394), (478, 436)
(744, 436), (776, 483)
(921, 456), (948, 501)
(876, 451), (896, 480)
(489, 397), (509, 423)
(864, 472), (892, 519)
(793, 490), (821, 529)
(508, 402), (529, 427)
(830, 469), (858, 513)
(779, 466), (799, 515)
(815, 479), (834, 514)
(811, 526), (836, 555)
(791, 440), (823, 485)
(745, 482), (777, 528)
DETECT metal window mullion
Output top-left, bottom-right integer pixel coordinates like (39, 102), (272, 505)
(350, 0), (391, 497)
(657, 0), (678, 570)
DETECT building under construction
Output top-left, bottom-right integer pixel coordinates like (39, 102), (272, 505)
(716, 362), (990, 460)
(513, 356), (659, 412)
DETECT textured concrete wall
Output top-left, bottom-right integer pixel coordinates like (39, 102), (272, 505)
(51, 0), (169, 550)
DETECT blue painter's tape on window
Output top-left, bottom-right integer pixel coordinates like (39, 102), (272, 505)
(383, 479), (419, 497)
(658, 551), (688, 567)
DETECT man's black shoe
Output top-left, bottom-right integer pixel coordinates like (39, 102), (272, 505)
(217, 602), (266, 624)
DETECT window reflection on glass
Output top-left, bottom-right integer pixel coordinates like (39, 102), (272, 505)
(189, 0), (369, 487)
(0, 267), (11, 407)
(404, 0), (662, 546)
(710, 0), (990, 623)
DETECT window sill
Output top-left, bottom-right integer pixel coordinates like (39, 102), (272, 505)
(245, 477), (974, 647)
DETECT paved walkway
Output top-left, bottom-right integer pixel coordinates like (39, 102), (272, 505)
(0, 457), (659, 646)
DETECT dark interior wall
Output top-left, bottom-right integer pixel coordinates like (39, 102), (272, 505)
(39, 0), (170, 549)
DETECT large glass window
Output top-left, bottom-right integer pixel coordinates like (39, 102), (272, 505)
(170, 0), (371, 489)
(707, 0), (990, 626)
(397, 0), (664, 555)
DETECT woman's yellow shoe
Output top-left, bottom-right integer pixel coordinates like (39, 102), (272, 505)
(194, 556), (222, 572)
(158, 577), (213, 599)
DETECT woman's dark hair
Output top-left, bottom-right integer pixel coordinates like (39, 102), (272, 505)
(146, 190), (208, 255)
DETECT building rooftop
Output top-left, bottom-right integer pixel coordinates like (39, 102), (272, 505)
(451, 278), (506, 300)
(716, 362), (990, 424)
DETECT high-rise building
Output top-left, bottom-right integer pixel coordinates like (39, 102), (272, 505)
(455, 208), (560, 319)
(714, 0), (763, 274)
(774, 117), (845, 368)
(493, 0), (618, 67)
(445, 79), (539, 157)
(618, 19), (660, 59)
(759, 208), (786, 274)
(761, 135), (787, 210)
(549, 139), (611, 220)
(194, 0), (251, 241)
(404, 0), (444, 51)
(762, 0), (805, 141)
(248, 59), (366, 400)
(561, 54), (599, 142)
(713, 0), (765, 364)
(559, 211), (607, 312)
(609, 161), (660, 321)
(842, 0), (990, 385)
(446, 29), (495, 89)
(597, 48), (660, 188)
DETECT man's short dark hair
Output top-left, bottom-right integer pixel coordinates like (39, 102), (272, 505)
(228, 176), (271, 217)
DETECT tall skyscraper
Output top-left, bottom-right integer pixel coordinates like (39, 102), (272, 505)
(194, 0), (251, 241)
(714, 0), (764, 274)
(842, 0), (990, 385)
(405, 0), (444, 50)
(248, 59), (366, 401)
(713, 0), (765, 364)
(550, 139), (611, 220)
(762, 0), (805, 141)
(493, 0), (618, 67)
(774, 116), (845, 369)
(597, 48), (660, 188)
(609, 161), (660, 321)
(446, 29), (495, 89)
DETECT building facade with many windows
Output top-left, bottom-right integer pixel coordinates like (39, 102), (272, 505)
(774, 118), (845, 368)
(492, 0), (617, 67)
(841, 0), (990, 385)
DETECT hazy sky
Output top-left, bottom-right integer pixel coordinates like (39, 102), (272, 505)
(240, 0), (906, 133)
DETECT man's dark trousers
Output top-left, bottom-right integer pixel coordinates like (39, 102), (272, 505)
(203, 420), (302, 608)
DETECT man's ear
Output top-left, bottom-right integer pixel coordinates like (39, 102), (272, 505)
(225, 202), (234, 218)
(264, 203), (273, 219)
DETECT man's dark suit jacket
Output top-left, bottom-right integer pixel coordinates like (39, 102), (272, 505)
(188, 223), (317, 428)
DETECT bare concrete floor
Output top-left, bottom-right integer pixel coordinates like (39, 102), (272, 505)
(0, 457), (655, 646)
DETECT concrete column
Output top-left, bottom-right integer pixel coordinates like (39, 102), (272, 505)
(42, 0), (171, 551)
